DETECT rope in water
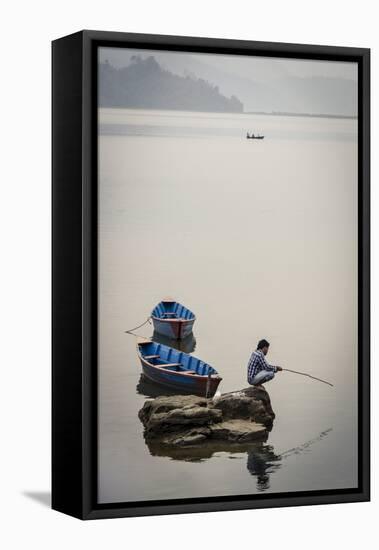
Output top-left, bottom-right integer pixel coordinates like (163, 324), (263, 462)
(124, 317), (151, 337)
(282, 368), (333, 387)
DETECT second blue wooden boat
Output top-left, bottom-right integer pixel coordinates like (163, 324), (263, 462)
(137, 339), (222, 396)
(151, 299), (195, 340)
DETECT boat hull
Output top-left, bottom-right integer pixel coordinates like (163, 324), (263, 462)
(139, 357), (221, 397)
(152, 317), (195, 340)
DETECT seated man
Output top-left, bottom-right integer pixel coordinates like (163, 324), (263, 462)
(247, 339), (282, 386)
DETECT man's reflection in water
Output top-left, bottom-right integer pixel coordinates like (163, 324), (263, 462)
(246, 445), (282, 491)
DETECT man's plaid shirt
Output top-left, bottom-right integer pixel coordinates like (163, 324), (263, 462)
(247, 350), (278, 384)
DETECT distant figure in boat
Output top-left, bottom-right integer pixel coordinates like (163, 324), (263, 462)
(246, 132), (264, 140)
(247, 339), (282, 386)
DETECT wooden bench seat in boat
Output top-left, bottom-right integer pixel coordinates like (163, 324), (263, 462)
(144, 355), (160, 359)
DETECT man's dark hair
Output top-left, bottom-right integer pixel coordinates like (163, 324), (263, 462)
(257, 339), (270, 350)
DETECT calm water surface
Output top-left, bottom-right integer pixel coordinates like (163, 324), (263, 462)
(98, 109), (358, 503)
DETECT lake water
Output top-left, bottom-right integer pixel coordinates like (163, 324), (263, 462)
(98, 108), (358, 503)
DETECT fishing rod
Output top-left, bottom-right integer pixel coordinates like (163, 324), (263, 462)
(214, 368), (333, 400)
(281, 368), (333, 387)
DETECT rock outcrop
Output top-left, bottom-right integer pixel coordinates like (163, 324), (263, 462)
(138, 387), (275, 447)
(213, 386), (275, 428)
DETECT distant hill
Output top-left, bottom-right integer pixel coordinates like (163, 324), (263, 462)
(99, 55), (244, 113)
(99, 49), (357, 117)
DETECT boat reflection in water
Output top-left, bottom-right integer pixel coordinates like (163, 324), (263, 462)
(152, 331), (196, 354)
(136, 374), (190, 398)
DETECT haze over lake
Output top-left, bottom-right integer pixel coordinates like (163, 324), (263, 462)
(98, 108), (358, 503)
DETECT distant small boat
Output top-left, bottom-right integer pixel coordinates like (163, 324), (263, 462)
(137, 339), (222, 396)
(151, 299), (195, 340)
(246, 133), (264, 140)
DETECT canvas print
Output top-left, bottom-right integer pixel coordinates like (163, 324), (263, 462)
(97, 47), (358, 504)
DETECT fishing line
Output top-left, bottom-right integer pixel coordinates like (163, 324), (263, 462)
(279, 428), (333, 459)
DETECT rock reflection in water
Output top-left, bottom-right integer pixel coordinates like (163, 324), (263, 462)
(142, 427), (332, 491)
(147, 438), (265, 461)
(152, 331), (196, 353)
(146, 438), (282, 489)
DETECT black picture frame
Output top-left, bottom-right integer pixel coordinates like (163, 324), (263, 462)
(52, 30), (370, 520)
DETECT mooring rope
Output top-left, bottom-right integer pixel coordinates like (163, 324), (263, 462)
(124, 317), (151, 337)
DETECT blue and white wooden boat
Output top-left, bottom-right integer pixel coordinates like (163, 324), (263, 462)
(151, 299), (195, 340)
(137, 339), (222, 396)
